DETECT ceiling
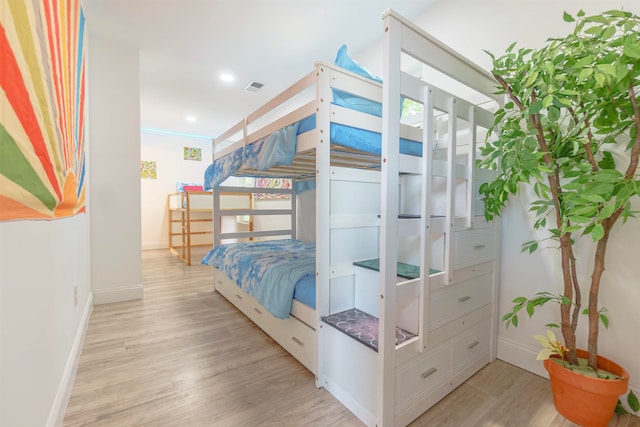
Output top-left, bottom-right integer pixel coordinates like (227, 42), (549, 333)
(83, 0), (439, 140)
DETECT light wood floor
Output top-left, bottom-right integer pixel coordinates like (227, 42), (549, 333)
(64, 248), (640, 427)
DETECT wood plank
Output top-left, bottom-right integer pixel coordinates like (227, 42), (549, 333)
(63, 249), (640, 427)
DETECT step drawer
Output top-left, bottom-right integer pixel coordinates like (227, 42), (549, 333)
(452, 318), (491, 371)
(396, 342), (451, 412)
(429, 272), (492, 330)
(453, 227), (496, 270)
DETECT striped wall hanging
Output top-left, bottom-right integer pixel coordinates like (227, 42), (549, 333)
(0, 0), (86, 220)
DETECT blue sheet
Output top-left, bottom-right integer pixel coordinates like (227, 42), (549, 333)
(202, 239), (315, 319)
(204, 115), (422, 190)
(292, 274), (316, 309)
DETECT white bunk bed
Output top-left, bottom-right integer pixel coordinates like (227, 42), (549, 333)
(202, 10), (501, 426)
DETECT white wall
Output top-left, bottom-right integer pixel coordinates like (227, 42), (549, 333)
(88, 32), (143, 304)
(0, 216), (92, 427)
(140, 131), (212, 249)
(405, 0), (640, 398)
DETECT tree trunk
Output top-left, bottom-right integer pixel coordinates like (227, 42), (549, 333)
(588, 230), (610, 369)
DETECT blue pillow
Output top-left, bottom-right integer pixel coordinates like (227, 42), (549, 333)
(334, 45), (382, 83)
(333, 45), (383, 117)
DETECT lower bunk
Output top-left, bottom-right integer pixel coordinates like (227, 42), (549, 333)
(203, 239), (318, 374)
(212, 267), (317, 374)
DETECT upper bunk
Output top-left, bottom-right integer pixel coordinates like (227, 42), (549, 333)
(205, 21), (502, 193)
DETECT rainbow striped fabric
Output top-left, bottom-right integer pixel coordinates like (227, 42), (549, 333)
(0, 0), (86, 220)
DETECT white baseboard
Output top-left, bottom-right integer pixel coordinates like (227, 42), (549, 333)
(47, 292), (93, 427)
(142, 241), (167, 250)
(497, 335), (548, 379)
(92, 285), (143, 304)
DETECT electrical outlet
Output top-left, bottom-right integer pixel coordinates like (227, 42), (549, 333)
(74, 284), (78, 307)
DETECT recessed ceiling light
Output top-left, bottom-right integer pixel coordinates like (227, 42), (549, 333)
(186, 116), (197, 122)
(220, 73), (234, 82)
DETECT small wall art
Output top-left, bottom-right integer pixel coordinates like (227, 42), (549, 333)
(140, 161), (157, 179)
(184, 147), (202, 161)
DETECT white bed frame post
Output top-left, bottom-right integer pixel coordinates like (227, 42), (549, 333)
(419, 86), (435, 353)
(444, 97), (457, 286)
(212, 187), (221, 248)
(315, 63), (332, 388)
(379, 11), (402, 426)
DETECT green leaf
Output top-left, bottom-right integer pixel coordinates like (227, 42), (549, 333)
(568, 216), (591, 224)
(525, 70), (540, 87)
(596, 64), (616, 77)
(578, 67), (593, 82)
(592, 223), (605, 241)
(512, 315), (519, 327)
(581, 194), (606, 203)
(628, 390), (640, 412)
(529, 99), (543, 114)
(545, 323), (560, 328)
(526, 302), (535, 317)
(616, 401), (629, 415)
(598, 151), (615, 170)
(602, 26), (616, 40)
(598, 204), (616, 221)
(624, 37), (640, 59)
(600, 313), (609, 329)
(563, 11), (575, 22)
(591, 183), (615, 196)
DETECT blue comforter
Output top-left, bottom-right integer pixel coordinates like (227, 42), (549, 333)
(202, 239), (315, 319)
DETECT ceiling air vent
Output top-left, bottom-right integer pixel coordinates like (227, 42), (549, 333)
(244, 81), (264, 93)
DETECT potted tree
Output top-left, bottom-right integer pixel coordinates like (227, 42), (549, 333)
(479, 9), (640, 426)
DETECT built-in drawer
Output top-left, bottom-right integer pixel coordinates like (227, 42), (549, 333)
(453, 227), (496, 270)
(452, 317), (491, 371)
(275, 315), (316, 372)
(214, 269), (247, 312)
(245, 295), (276, 330)
(428, 273), (492, 330)
(396, 341), (451, 412)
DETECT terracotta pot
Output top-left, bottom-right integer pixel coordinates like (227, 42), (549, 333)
(544, 349), (629, 427)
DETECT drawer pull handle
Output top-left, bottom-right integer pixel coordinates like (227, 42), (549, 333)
(421, 367), (437, 379)
(291, 337), (304, 346)
(216, 280), (222, 285)
(472, 244), (486, 249)
(235, 294), (243, 300)
(253, 307), (262, 315)
(467, 340), (480, 349)
(458, 296), (471, 303)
